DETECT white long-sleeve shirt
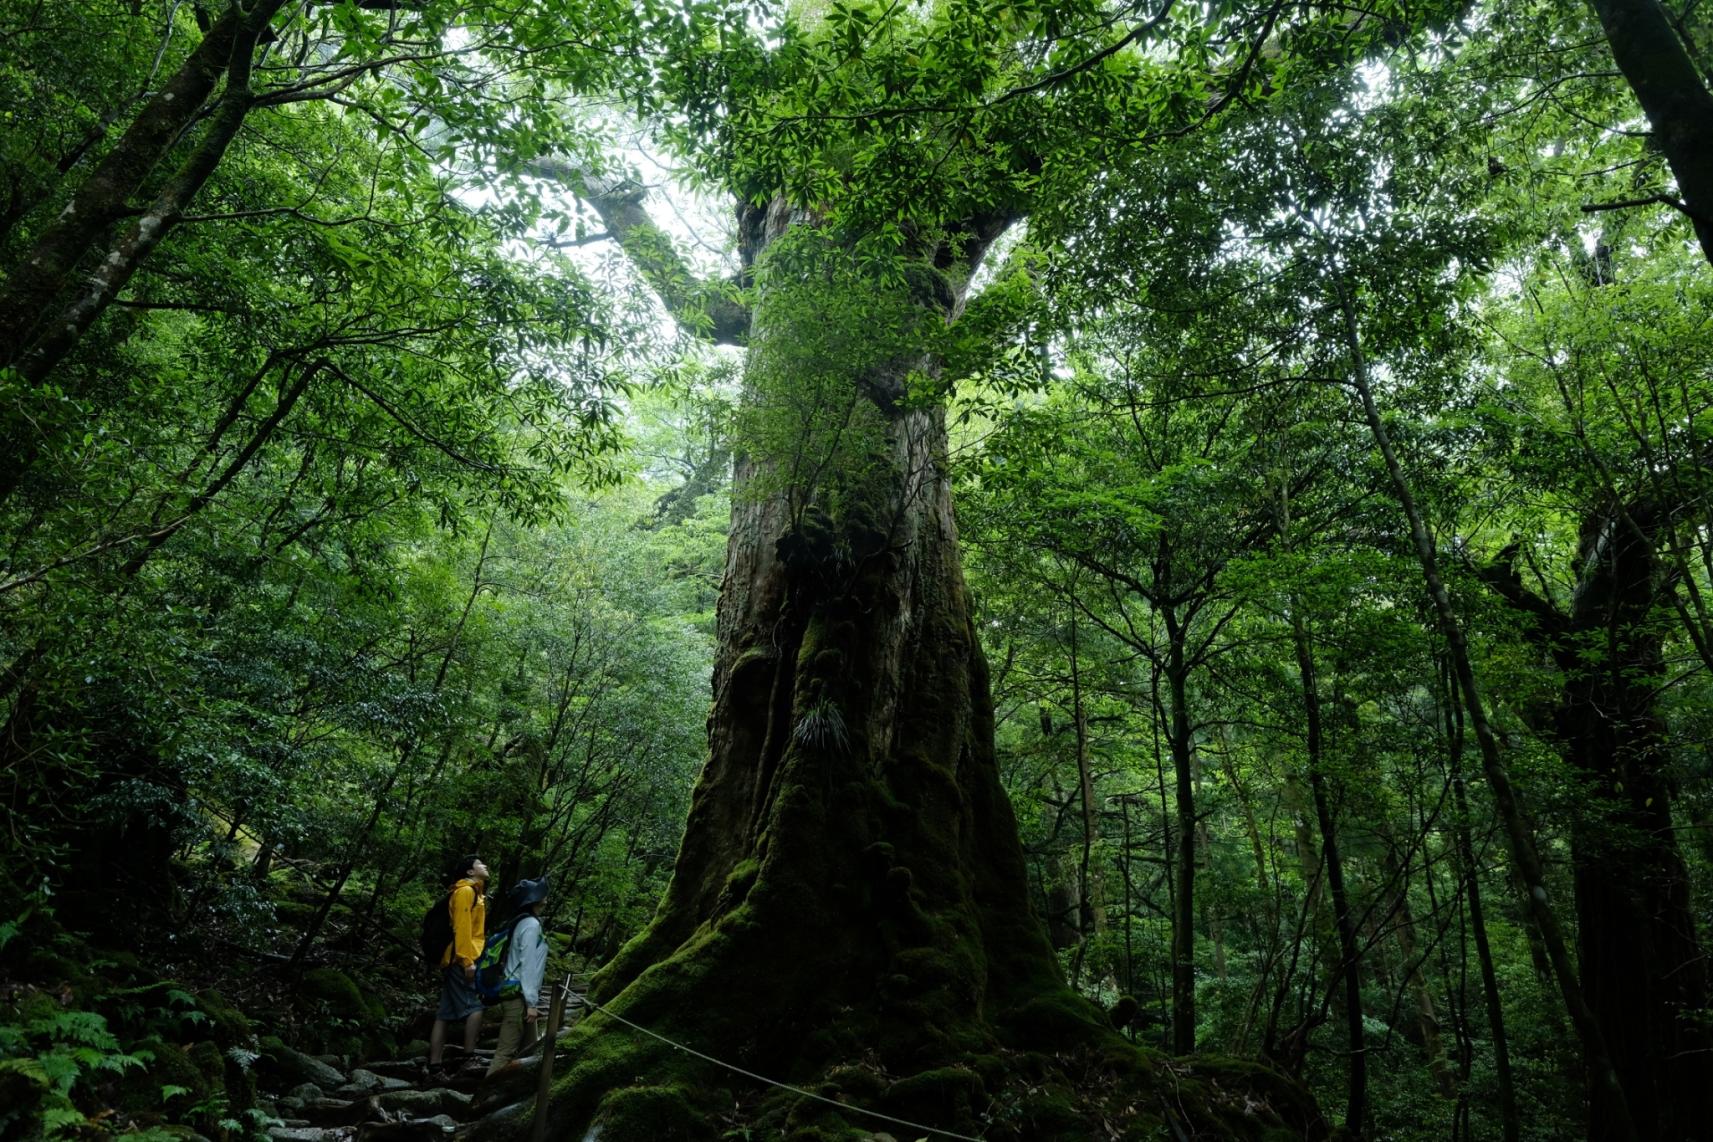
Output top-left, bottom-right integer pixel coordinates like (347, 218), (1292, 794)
(502, 914), (548, 1008)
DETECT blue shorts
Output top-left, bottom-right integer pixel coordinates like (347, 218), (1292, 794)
(436, 964), (483, 1021)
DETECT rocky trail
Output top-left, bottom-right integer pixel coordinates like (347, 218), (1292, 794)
(257, 1029), (558, 1142)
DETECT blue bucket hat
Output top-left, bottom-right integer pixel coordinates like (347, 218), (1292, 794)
(508, 875), (549, 911)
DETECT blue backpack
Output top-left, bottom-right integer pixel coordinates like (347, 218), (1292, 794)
(472, 918), (524, 1005)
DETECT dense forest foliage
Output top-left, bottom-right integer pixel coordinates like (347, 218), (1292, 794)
(1, 0), (1710, 1139)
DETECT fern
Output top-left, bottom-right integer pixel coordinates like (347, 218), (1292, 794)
(29, 1009), (121, 1050)
(38, 1106), (88, 1135)
(0, 1056), (51, 1087)
(1, 1005), (147, 1100)
(35, 1052), (82, 1094)
(0, 1057), (89, 1140)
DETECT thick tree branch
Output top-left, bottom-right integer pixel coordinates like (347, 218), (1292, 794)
(525, 157), (751, 345)
(1588, 0), (1713, 265)
(1473, 543), (1570, 646)
(0, 0), (289, 361)
(1581, 192), (1693, 215)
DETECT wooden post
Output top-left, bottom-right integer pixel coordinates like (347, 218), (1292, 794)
(530, 976), (568, 1142)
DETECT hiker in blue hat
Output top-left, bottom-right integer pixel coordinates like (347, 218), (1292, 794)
(486, 875), (550, 1076)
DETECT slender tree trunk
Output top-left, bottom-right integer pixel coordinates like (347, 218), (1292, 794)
(1384, 845), (1454, 1100)
(1117, 794), (1138, 1006)
(1068, 606), (1104, 988)
(252, 838), (276, 881)
(117, 359), (320, 578)
(1216, 726), (1271, 901)
(1163, 608), (1198, 1055)
(1203, 827), (1228, 983)
(286, 524), (492, 970)
(285, 755), (414, 973)
(1293, 622), (1366, 1135)
(1443, 669), (1520, 1142)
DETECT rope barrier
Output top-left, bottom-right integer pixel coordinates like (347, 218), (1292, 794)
(559, 985), (986, 1142)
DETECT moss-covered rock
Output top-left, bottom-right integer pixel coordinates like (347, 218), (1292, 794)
(195, 990), (253, 1047)
(178, 1037), (245, 1127)
(880, 1065), (985, 1133)
(256, 1034), (344, 1088)
(273, 899), (319, 928)
(153, 1126), (214, 1142)
(998, 991), (1111, 1051)
(590, 1084), (714, 1141)
(298, 966), (388, 1059)
(1167, 1055), (1326, 1140)
(821, 1063), (887, 1102)
(1016, 1084), (1089, 1135)
(301, 967), (366, 1015)
(118, 1038), (211, 1120)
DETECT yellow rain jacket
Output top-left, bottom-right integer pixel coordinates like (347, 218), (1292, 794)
(439, 878), (487, 969)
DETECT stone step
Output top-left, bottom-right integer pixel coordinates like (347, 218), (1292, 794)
(359, 1060), (427, 1083)
(375, 1087), (473, 1121)
(333, 1070), (414, 1098)
(267, 1127), (355, 1142)
(298, 1097), (378, 1128)
(354, 1116), (460, 1140)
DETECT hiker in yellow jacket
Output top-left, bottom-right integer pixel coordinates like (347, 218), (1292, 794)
(428, 855), (488, 1075)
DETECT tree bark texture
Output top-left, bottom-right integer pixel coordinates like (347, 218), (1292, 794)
(0, 0), (285, 509)
(1480, 500), (1713, 1140)
(553, 201), (1085, 1136)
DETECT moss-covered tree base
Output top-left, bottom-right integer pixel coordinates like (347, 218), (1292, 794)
(538, 984), (1323, 1140)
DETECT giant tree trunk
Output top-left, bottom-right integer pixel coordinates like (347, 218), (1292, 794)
(531, 203), (1327, 1141)
(1480, 503), (1713, 1140)
(1557, 507), (1713, 1142)
(548, 202), (1075, 1137)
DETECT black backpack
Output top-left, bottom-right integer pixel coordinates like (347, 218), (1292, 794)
(419, 889), (456, 968)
